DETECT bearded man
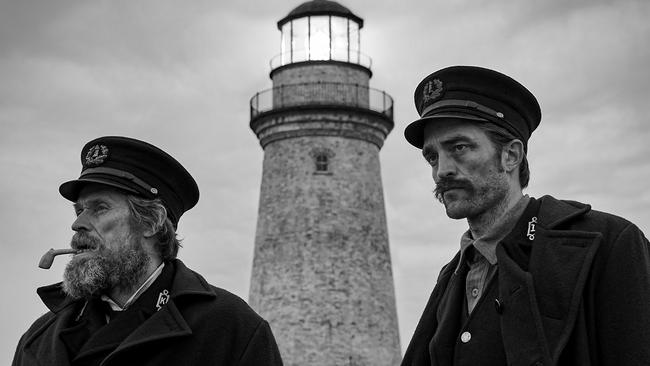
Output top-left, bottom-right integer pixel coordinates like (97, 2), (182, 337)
(13, 136), (283, 366)
(400, 66), (650, 366)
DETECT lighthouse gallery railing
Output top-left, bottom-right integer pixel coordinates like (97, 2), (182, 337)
(250, 81), (393, 120)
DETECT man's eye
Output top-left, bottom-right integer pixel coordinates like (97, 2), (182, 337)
(425, 155), (438, 165)
(95, 205), (109, 213)
(454, 144), (468, 152)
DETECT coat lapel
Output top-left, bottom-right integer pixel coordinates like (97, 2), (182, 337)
(527, 228), (601, 363)
(97, 300), (193, 365)
(498, 243), (551, 365)
(498, 196), (602, 366)
(21, 285), (86, 366)
(23, 303), (82, 366)
(71, 260), (214, 365)
(59, 300), (111, 360)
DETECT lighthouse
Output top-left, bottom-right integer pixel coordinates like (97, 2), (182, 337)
(248, 1), (400, 365)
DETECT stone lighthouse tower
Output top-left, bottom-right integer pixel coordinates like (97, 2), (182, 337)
(248, 1), (400, 365)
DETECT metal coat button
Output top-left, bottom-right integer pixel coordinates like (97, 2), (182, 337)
(471, 288), (479, 297)
(494, 298), (503, 314)
(460, 331), (471, 343)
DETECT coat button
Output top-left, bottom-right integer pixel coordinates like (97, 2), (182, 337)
(494, 298), (503, 314)
(460, 331), (471, 343)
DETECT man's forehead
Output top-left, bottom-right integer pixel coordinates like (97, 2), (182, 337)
(422, 119), (486, 144)
(76, 184), (129, 203)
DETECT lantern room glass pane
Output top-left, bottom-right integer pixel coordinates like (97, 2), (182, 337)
(349, 21), (360, 63)
(292, 17), (309, 62)
(309, 16), (330, 60)
(330, 16), (348, 62)
(281, 22), (292, 64)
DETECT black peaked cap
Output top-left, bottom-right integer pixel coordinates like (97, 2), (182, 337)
(59, 136), (199, 227)
(404, 65), (541, 149)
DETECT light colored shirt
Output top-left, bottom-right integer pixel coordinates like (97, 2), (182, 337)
(456, 195), (530, 313)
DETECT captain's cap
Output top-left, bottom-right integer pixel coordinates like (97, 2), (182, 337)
(404, 66), (541, 149)
(59, 136), (199, 227)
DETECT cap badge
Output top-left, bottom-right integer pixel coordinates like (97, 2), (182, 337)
(422, 79), (444, 105)
(84, 144), (109, 167)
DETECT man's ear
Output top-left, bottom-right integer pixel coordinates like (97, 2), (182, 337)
(142, 224), (158, 239)
(141, 204), (167, 238)
(502, 139), (524, 173)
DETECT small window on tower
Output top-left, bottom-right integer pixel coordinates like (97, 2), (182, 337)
(315, 154), (329, 172)
(311, 147), (334, 175)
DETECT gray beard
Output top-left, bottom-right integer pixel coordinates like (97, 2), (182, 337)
(62, 240), (150, 300)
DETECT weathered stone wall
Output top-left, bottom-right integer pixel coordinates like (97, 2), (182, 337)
(249, 134), (401, 366)
(272, 62), (370, 86)
(272, 64), (371, 110)
(250, 109), (393, 149)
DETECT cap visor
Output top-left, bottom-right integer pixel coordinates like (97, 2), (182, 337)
(404, 112), (490, 148)
(59, 178), (139, 202)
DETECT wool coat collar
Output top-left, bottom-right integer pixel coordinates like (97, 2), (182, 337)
(407, 195), (601, 366)
(496, 195), (600, 365)
(23, 259), (216, 366)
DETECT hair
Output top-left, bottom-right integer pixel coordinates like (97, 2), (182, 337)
(125, 195), (182, 261)
(477, 123), (530, 189)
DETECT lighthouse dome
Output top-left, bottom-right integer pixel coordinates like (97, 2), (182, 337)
(277, 0), (363, 29)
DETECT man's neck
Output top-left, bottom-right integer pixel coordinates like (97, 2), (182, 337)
(468, 190), (524, 238)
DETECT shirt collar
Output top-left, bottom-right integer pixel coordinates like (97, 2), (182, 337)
(455, 195), (531, 273)
(101, 262), (165, 311)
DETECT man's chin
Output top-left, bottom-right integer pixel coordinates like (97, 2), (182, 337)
(444, 207), (469, 219)
(62, 256), (108, 299)
(442, 199), (472, 219)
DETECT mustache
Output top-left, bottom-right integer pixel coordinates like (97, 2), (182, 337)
(70, 233), (101, 250)
(434, 178), (474, 201)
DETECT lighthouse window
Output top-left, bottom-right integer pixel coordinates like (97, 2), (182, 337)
(309, 16), (330, 60)
(330, 17), (348, 61)
(315, 154), (329, 172)
(349, 21), (360, 63)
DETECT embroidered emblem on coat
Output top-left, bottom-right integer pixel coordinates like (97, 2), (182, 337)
(84, 144), (109, 167)
(156, 289), (170, 311)
(527, 217), (538, 240)
(422, 79), (444, 106)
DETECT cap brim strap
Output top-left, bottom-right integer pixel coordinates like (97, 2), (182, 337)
(421, 99), (504, 119)
(81, 167), (157, 196)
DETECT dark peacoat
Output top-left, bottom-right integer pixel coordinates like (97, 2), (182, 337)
(401, 195), (650, 366)
(12, 259), (283, 366)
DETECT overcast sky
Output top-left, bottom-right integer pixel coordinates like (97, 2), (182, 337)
(1, 0), (649, 363)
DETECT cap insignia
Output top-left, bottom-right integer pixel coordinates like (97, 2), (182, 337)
(85, 144), (109, 167)
(422, 79), (444, 106)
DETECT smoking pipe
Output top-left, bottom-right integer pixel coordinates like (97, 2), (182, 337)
(38, 248), (80, 269)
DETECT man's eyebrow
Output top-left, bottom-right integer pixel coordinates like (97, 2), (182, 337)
(422, 135), (475, 156)
(439, 135), (474, 146)
(73, 198), (109, 211)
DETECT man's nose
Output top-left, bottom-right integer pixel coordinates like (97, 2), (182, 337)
(434, 154), (457, 180)
(71, 211), (90, 232)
